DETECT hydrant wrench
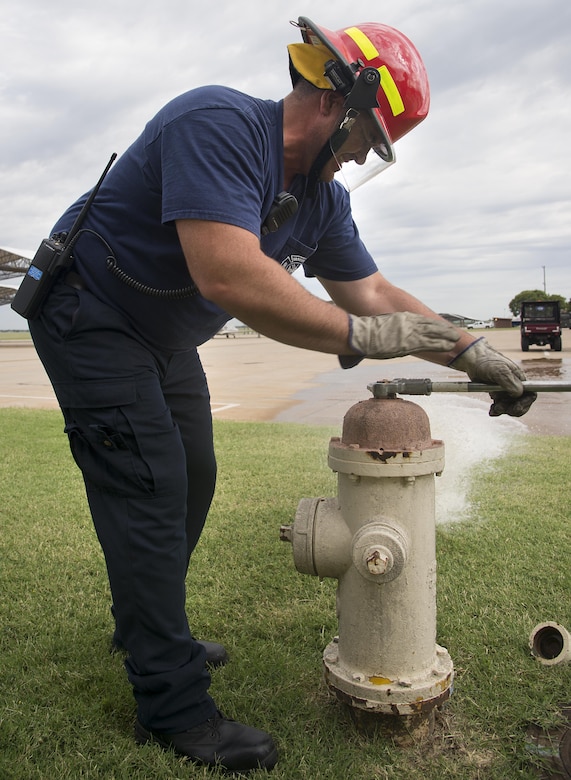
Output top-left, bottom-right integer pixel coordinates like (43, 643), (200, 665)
(368, 379), (571, 398)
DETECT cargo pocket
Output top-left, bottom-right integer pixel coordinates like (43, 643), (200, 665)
(59, 376), (187, 499)
(60, 380), (155, 498)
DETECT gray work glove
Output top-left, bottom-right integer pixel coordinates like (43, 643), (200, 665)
(449, 337), (537, 417)
(339, 312), (460, 369)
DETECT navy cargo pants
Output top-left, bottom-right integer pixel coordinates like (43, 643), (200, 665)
(30, 280), (219, 732)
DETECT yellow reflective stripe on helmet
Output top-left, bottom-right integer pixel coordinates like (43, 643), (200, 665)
(344, 27), (405, 117)
(378, 65), (405, 116)
(344, 26), (379, 60)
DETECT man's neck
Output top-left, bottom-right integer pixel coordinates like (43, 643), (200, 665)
(282, 90), (324, 190)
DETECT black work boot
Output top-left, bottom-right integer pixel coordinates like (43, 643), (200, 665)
(134, 712), (278, 771)
(198, 640), (229, 669)
(110, 638), (229, 669)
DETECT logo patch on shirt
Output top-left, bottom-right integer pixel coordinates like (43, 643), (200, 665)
(281, 254), (305, 274)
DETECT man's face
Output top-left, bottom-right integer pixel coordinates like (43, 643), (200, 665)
(320, 112), (385, 183)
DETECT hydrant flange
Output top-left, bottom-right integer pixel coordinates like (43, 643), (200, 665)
(323, 640), (454, 716)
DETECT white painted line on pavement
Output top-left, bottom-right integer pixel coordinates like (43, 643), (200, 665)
(211, 403), (239, 414)
(0, 394), (56, 400)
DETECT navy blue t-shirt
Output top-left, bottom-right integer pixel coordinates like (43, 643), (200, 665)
(54, 86), (377, 351)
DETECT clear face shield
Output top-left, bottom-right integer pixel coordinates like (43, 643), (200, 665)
(334, 146), (395, 191)
(332, 110), (395, 191)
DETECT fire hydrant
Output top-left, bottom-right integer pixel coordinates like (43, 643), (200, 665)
(280, 394), (454, 740)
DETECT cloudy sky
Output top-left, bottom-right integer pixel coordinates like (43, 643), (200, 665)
(2, 0), (570, 329)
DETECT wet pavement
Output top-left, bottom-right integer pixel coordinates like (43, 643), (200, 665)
(273, 339), (571, 437)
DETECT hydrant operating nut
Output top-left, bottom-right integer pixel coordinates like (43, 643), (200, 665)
(365, 547), (393, 575)
(352, 522), (408, 583)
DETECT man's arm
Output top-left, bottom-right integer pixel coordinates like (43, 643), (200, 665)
(320, 271), (537, 417)
(175, 219), (459, 361)
(318, 271), (475, 364)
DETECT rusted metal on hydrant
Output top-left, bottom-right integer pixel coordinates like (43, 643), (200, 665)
(281, 395), (454, 743)
(340, 396), (435, 452)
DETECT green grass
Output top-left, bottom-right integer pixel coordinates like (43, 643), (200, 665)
(0, 330), (31, 340)
(1, 408), (570, 779)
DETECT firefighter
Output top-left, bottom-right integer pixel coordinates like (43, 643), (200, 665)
(27, 16), (535, 772)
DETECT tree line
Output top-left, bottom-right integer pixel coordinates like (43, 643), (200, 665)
(508, 290), (570, 316)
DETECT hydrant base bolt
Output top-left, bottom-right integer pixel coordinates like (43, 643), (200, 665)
(323, 637), (454, 722)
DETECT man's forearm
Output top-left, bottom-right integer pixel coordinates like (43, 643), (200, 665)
(321, 272), (475, 365)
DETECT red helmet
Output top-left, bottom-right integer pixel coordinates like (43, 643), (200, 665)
(290, 17), (430, 162)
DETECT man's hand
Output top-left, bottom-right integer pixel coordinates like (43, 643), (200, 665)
(449, 337), (537, 417)
(339, 312), (460, 368)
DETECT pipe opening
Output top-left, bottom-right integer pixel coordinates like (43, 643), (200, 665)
(532, 625), (565, 660)
(529, 622), (570, 665)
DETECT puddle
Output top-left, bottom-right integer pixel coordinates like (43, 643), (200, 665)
(521, 356), (567, 380)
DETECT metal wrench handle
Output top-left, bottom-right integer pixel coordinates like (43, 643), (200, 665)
(368, 379), (571, 398)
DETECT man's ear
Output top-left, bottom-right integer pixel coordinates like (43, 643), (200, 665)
(320, 89), (344, 118)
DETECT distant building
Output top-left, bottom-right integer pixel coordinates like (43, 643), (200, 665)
(439, 313), (474, 327)
(492, 317), (512, 329)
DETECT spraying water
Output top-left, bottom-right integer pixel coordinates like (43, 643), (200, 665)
(408, 393), (526, 523)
